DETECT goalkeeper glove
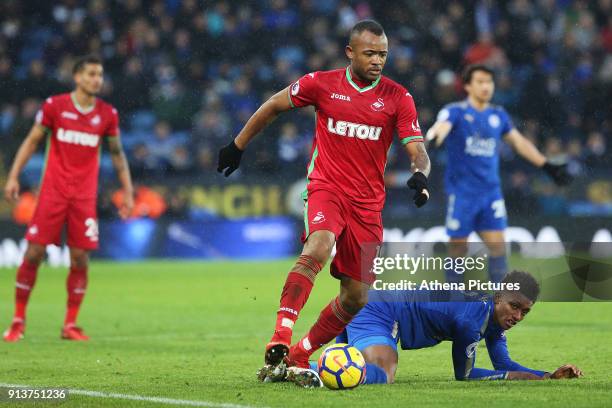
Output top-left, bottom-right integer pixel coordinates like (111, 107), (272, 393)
(407, 172), (429, 208)
(542, 162), (572, 186)
(217, 140), (243, 177)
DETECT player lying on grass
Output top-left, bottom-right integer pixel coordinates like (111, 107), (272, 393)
(332, 270), (583, 385)
(269, 270), (583, 387)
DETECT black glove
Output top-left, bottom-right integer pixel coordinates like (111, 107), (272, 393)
(407, 171), (429, 208)
(217, 140), (243, 177)
(542, 162), (572, 186)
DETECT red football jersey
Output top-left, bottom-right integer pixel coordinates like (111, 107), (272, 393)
(35, 93), (119, 200)
(289, 67), (423, 211)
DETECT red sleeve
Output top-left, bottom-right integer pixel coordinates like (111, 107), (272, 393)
(35, 97), (56, 129)
(105, 107), (120, 137)
(396, 91), (423, 145)
(288, 72), (320, 109)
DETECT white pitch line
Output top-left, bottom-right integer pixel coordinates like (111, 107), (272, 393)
(0, 383), (264, 408)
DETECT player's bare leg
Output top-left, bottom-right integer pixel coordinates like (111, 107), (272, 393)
(478, 230), (507, 282)
(3, 243), (45, 342)
(446, 237), (468, 285)
(264, 230), (335, 368)
(61, 247), (90, 341)
(286, 276), (369, 368)
(362, 344), (398, 384)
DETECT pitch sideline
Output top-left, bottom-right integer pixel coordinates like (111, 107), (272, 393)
(0, 383), (266, 408)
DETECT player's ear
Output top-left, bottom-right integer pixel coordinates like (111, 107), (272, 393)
(345, 45), (353, 60)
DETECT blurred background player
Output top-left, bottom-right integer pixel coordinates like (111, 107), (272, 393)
(217, 20), (431, 380)
(3, 55), (134, 342)
(425, 65), (572, 284)
(326, 271), (583, 385)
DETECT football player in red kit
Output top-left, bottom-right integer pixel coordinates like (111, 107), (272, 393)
(217, 20), (431, 385)
(3, 55), (134, 342)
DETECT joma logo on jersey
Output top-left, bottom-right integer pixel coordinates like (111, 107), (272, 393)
(57, 128), (99, 147)
(327, 118), (382, 141)
(330, 93), (351, 102)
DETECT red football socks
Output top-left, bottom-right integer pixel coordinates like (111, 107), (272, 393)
(289, 296), (355, 367)
(64, 266), (88, 327)
(270, 255), (322, 345)
(14, 259), (39, 322)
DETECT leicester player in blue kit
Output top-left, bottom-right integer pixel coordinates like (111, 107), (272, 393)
(425, 65), (572, 283)
(335, 271), (583, 384)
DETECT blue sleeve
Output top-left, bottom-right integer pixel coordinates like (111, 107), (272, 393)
(451, 321), (508, 381)
(499, 107), (514, 135)
(485, 330), (547, 377)
(436, 105), (460, 126)
(363, 363), (388, 385)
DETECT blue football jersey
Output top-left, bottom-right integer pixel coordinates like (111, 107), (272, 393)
(343, 290), (546, 380)
(437, 100), (514, 194)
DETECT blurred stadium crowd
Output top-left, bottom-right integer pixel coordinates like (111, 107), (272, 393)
(0, 0), (610, 218)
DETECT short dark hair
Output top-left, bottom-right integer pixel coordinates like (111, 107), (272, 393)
(462, 64), (494, 84)
(73, 55), (103, 74)
(350, 20), (385, 38)
(500, 270), (540, 303)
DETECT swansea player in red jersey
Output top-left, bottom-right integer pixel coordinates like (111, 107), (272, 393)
(3, 56), (134, 342)
(217, 20), (431, 384)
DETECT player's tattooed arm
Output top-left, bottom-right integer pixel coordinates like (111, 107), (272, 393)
(405, 142), (431, 208)
(4, 123), (47, 203)
(107, 136), (134, 219)
(405, 142), (431, 177)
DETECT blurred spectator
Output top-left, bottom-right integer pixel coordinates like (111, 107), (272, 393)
(12, 190), (37, 225)
(147, 120), (182, 171)
(584, 131), (608, 169)
(0, 0), (609, 218)
(505, 170), (539, 216)
(113, 57), (151, 115)
(277, 123), (305, 165)
(129, 143), (158, 178)
(112, 185), (167, 219)
(5, 98), (40, 167)
(19, 60), (60, 101)
(192, 109), (230, 145)
(150, 64), (199, 129)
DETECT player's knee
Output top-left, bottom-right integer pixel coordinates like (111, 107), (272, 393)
(364, 349), (397, 384)
(24, 244), (46, 264)
(375, 360), (396, 383)
(448, 240), (468, 257)
(487, 242), (506, 257)
(339, 289), (368, 315)
(70, 251), (89, 269)
(303, 231), (335, 265)
(384, 369), (395, 384)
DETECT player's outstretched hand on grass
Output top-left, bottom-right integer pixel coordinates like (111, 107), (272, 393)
(548, 364), (583, 379)
(542, 162), (573, 186)
(217, 140), (243, 177)
(4, 177), (20, 203)
(407, 172), (429, 208)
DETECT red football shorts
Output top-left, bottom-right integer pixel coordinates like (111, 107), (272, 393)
(301, 188), (382, 285)
(25, 190), (99, 250)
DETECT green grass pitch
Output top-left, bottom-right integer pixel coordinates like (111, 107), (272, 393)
(1, 261), (611, 407)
